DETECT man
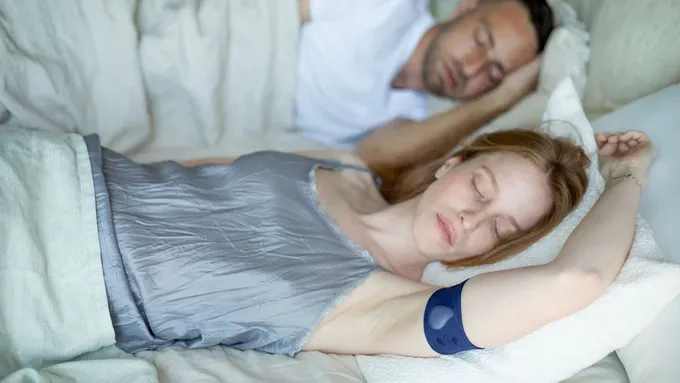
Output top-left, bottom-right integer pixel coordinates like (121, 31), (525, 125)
(0, 0), (552, 175)
(297, 0), (554, 176)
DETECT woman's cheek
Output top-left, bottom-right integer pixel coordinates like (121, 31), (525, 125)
(463, 230), (496, 257)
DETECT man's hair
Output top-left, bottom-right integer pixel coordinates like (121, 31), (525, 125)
(517, 0), (555, 52)
(483, 0), (555, 53)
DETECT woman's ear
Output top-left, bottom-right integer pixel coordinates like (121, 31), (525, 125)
(435, 155), (463, 179)
(450, 0), (479, 19)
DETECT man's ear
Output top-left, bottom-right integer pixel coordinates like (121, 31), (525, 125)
(450, 0), (479, 19)
(435, 155), (463, 179)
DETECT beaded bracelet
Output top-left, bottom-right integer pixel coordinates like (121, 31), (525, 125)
(611, 172), (643, 188)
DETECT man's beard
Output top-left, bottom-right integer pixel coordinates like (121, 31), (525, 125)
(421, 26), (468, 99)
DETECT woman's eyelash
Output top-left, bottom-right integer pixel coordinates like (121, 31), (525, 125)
(475, 177), (500, 239)
(473, 178), (485, 200)
(493, 220), (501, 240)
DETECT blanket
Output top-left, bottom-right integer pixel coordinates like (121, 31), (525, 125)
(0, 127), (158, 382)
(0, 0), (325, 163)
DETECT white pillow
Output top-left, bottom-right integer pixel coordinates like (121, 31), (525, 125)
(617, 295), (680, 383)
(590, 83), (680, 383)
(355, 78), (680, 383)
(561, 352), (630, 383)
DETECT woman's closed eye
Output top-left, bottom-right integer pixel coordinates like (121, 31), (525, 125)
(492, 219), (501, 240)
(473, 174), (494, 203)
(472, 177), (486, 201)
(474, 178), (507, 240)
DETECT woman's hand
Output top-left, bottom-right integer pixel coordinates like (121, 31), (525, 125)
(596, 131), (656, 185)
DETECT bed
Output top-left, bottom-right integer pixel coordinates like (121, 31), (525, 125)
(1, 0), (679, 382)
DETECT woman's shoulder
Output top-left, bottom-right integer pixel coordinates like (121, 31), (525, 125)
(298, 150), (375, 184)
(297, 150), (367, 168)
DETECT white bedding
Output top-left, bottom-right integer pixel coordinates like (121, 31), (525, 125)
(0, 127), (158, 383)
(137, 347), (363, 383)
(0, 0), (327, 164)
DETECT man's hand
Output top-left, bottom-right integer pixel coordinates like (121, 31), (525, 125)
(356, 58), (541, 184)
(485, 57), (541, 110)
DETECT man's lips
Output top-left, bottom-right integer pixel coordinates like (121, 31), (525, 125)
(443, 64), (457, 90)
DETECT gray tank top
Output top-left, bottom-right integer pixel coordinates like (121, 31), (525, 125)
(84, 135), (381, 356)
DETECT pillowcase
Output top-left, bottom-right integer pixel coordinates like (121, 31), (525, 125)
(355, 78), (680, 383)
(590, 83), (680, 383)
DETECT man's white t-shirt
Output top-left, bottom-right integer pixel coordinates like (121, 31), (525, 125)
(294, 0), (436, 147)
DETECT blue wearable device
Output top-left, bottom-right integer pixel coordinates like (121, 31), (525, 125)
(423, 279), (480, 355)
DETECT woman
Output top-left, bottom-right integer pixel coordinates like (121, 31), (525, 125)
(9, 127), (653, 361)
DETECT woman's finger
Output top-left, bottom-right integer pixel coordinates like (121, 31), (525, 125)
(599, 141), (617, 156)
(621, 130), (646, 142)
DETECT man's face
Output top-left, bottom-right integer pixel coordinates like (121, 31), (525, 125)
(423, 0), (539, 100)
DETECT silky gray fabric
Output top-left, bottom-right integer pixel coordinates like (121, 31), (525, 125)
(84, 135), (380, 356)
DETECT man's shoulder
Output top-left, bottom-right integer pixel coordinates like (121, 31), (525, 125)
(306, 0), (432, 24)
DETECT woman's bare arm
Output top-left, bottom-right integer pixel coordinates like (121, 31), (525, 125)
(180, 157), (235, 167)
(324, 170), (642, 358)
(455, 171), (641, 350)
(180, 150), (363, 168)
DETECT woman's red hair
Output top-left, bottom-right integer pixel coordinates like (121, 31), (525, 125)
(379, 129), (590, 267)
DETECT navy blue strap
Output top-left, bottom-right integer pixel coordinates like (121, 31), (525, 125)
(423, 280), (480, 355)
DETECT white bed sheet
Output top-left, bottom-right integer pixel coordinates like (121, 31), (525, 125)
(0, 0), (328, 164)
(137, 347), (364, 383)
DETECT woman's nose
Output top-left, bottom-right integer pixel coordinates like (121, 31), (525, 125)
(458, 210), (482, 232)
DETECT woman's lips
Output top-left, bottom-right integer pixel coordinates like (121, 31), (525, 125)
(437, 213), (456, 246)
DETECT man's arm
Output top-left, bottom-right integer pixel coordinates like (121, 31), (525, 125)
(355, 94), (505, 181)
(356, 59), (541, 180)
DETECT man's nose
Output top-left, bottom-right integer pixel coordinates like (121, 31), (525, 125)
(462, 49), (489, 77)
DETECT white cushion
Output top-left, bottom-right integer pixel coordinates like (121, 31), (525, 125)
(617, 296), (680, 383)
(561, 353), (629, 383)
